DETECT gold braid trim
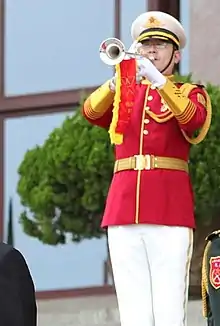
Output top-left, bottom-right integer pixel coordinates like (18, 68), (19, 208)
(147, 110), (174, 123)
(108, 64), (123, 144)
(180, 84), (212, 145)
(201, 240), (211, 318)
(142, 76), (175, 123)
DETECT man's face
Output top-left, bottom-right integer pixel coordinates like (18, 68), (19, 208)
(137, 38), (181, 74)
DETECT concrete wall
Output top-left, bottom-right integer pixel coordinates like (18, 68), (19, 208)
(37, 296), (205, 326)
(189, 0), (220, 85)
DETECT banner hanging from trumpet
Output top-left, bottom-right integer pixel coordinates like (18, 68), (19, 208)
(108, 58), (136, 144)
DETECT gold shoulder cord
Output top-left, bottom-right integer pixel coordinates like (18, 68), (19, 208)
(201, 240), (211, 318)
(180, 83), (212, 145)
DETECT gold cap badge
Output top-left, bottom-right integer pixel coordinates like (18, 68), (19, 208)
(145, 16), (163, 28)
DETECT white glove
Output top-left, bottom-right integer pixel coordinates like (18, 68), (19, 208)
(137, 57), (166, 88)
(109, 73), (117, 92)
(109, 48), (166, 91)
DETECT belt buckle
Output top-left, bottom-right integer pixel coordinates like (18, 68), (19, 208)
(134, 154), (151, 171)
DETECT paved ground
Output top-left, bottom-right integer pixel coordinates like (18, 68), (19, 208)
(37, 295), (206, 326)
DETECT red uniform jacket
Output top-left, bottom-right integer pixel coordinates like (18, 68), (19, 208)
(82, 75), (210, 229)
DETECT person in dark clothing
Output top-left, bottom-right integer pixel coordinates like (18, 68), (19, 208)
(0, 242), (37, 326)
(202, 230), (220, 326)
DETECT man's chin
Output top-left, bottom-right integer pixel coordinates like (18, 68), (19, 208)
(152, 61), (161, 70)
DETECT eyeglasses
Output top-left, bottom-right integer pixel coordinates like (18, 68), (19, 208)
(141, 42), (168, 50)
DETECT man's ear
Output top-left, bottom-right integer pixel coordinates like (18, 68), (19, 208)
(174, 50), (181, 64)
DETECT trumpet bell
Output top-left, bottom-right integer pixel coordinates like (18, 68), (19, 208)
(99, 37), (126, 65)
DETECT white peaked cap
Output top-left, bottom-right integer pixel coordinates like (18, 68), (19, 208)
(131, 11), (186, 49)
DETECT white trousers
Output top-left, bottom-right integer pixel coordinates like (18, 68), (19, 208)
(108, 224), (193, 326)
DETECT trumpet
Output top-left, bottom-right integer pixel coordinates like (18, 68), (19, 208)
(99, 37), (155, 66)
(99, 37), (141, 66)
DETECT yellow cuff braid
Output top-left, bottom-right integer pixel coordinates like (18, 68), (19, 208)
(84, 80), (114, 120)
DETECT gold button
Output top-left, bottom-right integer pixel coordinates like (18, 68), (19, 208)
(144, 118), (150, 124)
(143, 130), (148, 135)
(148, 95), (153, 101)
(145, 106), (150, 111)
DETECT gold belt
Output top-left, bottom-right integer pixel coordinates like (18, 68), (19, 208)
(114, 155), (189, 173)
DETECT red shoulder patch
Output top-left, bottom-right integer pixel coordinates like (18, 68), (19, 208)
(209, 256), (220, 289)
